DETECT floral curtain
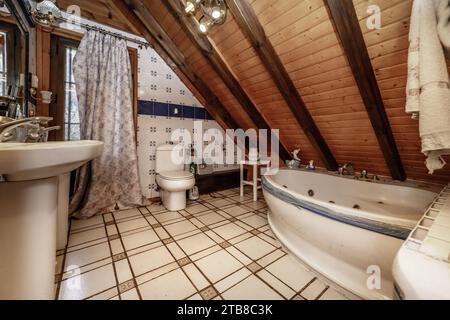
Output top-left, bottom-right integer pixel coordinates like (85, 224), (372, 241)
(69, 30), (146, 218)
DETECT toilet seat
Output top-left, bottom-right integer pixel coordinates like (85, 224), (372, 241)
(158, 170), (193, 181)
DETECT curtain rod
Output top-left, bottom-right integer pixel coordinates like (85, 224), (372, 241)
(55, 16), (152, 49)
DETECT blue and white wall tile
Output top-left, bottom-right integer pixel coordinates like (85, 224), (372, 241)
(136, 47), (238, 199)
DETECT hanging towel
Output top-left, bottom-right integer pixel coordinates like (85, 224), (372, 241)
(435, 0), (450, 57)
(406, 0), (421, 118)
(406, 0), (450, 174)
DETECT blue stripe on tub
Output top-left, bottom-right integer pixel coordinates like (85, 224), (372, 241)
(261, 176), (411, 240)
(138, 100), (210, 120)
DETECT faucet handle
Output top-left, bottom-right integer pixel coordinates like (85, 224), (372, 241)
(38, 126), (61, 142)
(360, 170), (369, 179)
(30, 116), (53, 125)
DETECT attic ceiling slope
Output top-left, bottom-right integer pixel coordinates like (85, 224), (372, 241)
(58, 0), (138, 34)
(225, 0), (339, 171)
(354, 0), (450, 184)
(325, 0), (406, 181)
(241, 0), (391, 177)
(159, 0), (292, 161)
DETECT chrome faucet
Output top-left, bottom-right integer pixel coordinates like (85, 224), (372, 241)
(38, 126), (61, 142)
(0, 117), (56, 143)
(338, 163), (355, 176)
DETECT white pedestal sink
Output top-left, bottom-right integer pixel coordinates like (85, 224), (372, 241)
(0, 140), (103, 299)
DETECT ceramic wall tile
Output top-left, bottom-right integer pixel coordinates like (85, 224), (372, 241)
(136, 47), (238, 199)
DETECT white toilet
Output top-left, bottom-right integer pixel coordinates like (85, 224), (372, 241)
(155, 144), (195, 211)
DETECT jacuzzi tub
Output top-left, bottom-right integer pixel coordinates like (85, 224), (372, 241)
(262, 169), (437, 300)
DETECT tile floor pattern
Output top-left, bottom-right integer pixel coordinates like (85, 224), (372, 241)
(55, 187), (350, 300)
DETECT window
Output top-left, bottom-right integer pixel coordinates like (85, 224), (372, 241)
(0, 32), (7, 96)
(64, 47), (80, 140)
(49, 35), (137, 142)
(49, 36), (80, 141)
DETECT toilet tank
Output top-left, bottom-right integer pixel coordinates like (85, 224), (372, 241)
(155, 144), (187, 173)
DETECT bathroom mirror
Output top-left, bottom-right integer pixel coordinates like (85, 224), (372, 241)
(0, 0), (34, 118)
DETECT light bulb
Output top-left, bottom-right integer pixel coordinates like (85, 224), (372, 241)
(199, 22), (208, 33)
(211, 8), (222, 19)
(185, 1), (196, 14)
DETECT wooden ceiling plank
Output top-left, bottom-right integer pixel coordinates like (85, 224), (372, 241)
(160, 0), (291, 161)
(225, 0), (338, 171)
(324, 0), (406, 181)
(109, 0), (239, 132)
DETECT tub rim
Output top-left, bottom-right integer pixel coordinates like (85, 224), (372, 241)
(262, 170), (417, 240)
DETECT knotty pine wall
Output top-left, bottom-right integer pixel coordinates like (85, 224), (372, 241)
(156, 0), (450, 183)
(355, 0), (450, 183)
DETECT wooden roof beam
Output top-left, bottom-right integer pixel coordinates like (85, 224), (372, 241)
(110, 0), (240, 132)
(225, 0), (339, 171)
(325, 0), (406, 180)
(160, 0), (291, 161)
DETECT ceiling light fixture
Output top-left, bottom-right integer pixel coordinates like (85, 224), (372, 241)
(31, 0), (62, 26)
(184, 0), (201, 15)
(198, 16), (213, 34)
(183, 0), (226, 34)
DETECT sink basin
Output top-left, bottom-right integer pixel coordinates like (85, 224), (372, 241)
(0, 140), (103, 299)
(0, 140), (104, 181)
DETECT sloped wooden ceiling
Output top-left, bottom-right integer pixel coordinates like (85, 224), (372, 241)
(77, 0), (449, 183)
(57, 0), (139, 34)
(354, 0), (450, 183)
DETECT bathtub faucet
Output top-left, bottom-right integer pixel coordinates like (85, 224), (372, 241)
(338, 163), (355, 176)
(360, 170), (369, 179)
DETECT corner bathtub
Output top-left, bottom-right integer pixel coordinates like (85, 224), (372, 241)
(262, 169), (437, 300)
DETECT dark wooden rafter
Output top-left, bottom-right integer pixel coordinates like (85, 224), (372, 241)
(158, 0), (291, 161)
(110, 0), (239, 132)
(225, 0), (338, 171)
(324, 0), (406, 181)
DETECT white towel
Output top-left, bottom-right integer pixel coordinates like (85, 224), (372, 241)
(406, 0), (450, 174)
(405, 0), (421, 118)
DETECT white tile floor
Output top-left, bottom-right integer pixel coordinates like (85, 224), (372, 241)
(55, 187), (350, 300)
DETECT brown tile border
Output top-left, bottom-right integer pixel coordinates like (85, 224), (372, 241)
(108, 234), (120, 241)
(199, 286), (219, 300)
(163, 238), (174, 245)
(246, 262), (262, 273)
(112, 252), (127, 262)
(177, 257), (192, 267)
(118, 279), (136, 294)
(54, 274), (62, 283)
(219, 241), (231, 249)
